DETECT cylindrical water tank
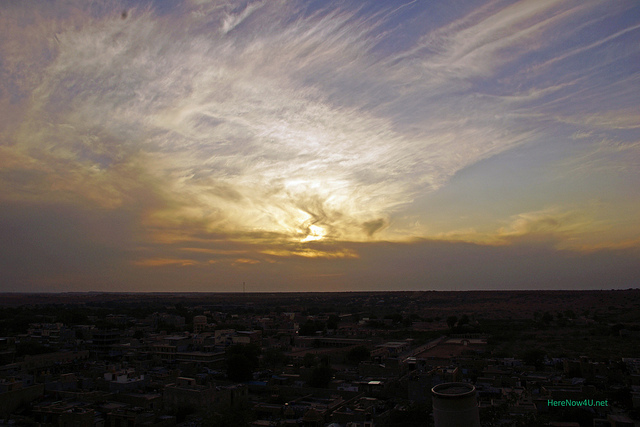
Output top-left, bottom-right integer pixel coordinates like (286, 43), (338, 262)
(431, 382), (481, 427)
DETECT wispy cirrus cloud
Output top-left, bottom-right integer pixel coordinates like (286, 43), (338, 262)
(433, 206), (605, 249)
(4, 0), (533, 243)
(0, 0), (638, 290)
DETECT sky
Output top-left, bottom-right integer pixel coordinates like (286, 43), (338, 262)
(0, 0), (639, 292)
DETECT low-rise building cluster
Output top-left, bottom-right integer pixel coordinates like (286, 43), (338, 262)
(0, 299), (638, 427)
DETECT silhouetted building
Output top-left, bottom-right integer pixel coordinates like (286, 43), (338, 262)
(193, 315), (207, 333)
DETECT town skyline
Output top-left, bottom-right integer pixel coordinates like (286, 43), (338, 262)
(1, 0), (639, 292)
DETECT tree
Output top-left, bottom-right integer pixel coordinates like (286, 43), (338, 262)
(403, 313), (421, 327)
(262, 347), (288, 370)
(308, 364), (332, 388)
(205, 407), (254, 426)
(384, 313), (403, 324)
(172, 405), (196, 423)
(16, 341), (56, 357)
(226, 344), (261, 382)
(303, 353), (317, 368)
(447, 315), (458, 329)
(326, 315), (340, 330)
(384, 403), (431, 427)
(346, 346), (371, 365)
(298, 320), (325, 336)
(522, 348), (546, 370)
(458, 314), (470, 327)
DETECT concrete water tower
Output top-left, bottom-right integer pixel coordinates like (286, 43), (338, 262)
(431, 382), (481, 427)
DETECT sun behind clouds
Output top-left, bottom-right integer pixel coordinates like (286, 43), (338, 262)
(0, 0), (638, 291)
(302, 224), (326, 243)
